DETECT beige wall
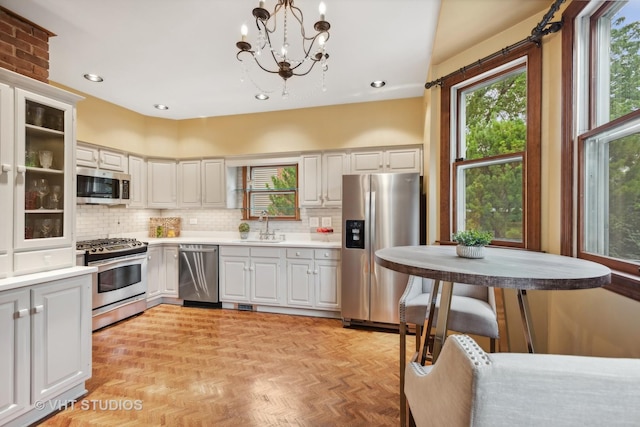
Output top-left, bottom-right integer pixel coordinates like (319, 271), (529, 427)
(177, 99), (425, 158)
(423, 7), (640, 356)
(60, 80), (425, 159)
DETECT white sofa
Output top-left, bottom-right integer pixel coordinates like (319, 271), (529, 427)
(405, 334), (640, 427)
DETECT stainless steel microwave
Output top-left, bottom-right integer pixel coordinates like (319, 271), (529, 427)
(76, 167), (131, 205)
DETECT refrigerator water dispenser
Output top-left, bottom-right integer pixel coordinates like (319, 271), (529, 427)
(345, 220), (365, 249)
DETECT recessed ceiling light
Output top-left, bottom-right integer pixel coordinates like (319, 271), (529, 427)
(371, 80), (386, 88)
(154, 104), (169, 110)
(255, 93), (269, 100)
(83, 73), (103, 82)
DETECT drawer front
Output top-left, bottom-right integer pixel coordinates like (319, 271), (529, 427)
(250, 247), (282, 258)
(286, 248), (313, 259)
(14, 247), (74, 275)
(220, 246), (250, 257)
(314, 249), (340, 260)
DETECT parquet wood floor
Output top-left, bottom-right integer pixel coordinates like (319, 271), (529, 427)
(39, 305), (402, 426)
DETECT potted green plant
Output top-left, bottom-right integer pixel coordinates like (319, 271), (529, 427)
(238, 222), (250, 239)
(451, 229), (493, 259)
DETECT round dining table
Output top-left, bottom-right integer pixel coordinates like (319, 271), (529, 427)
(375, 245), (611, 362)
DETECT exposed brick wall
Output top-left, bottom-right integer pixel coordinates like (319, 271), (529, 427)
(0, 6), (53, 83)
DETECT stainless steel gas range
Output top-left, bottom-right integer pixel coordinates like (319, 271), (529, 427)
(76, 238), (148, 331)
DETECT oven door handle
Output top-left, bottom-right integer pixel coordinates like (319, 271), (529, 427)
(88, 253), (148, 267)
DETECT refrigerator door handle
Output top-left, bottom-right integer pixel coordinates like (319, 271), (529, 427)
(369, 190), (376, 261)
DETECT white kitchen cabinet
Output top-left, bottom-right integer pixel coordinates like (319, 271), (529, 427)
(0, 288), (29, 423)
(147, 159), (177, 209)
(219, 246), (250, 302)
(178, 160), (201, 208)
(350, 147), (422, 174)
(313, 249), (341, 310)
(286, 249), (314, 307)
(127, 155), (146, 208)
(0, 273), (92, 426)
(163, 246), (179, 297)
(286, 248), (341, 311)
(0, 82), (13, 278)
(0, 68), (82, 278)
(146, 246), (162, 300)
(219, 246), (284, 306)
(76, 143), (127, 172)
(300, 152), (348, 207)
(202, 159), (226, 207)
(300, 154), (322, 206)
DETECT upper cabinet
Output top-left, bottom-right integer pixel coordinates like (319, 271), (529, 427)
(76, 143), (127, 172)
(147, 159), (177, 209)
(350, 147), (422, 174)
(0, 82), (13, 278)
(202, 159), (226, 208)
(0, 68), (82, 277)
(300, 152), (349, 207)
(178, 160), (201, 208)
(128, 155), (146, 208)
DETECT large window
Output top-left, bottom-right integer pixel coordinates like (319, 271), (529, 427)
(242, 164), (299, 220)
(563, 0), (640, 300)
(440, 44), (541, 249)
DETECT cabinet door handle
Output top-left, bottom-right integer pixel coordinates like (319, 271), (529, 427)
(307, 270), (312, 275)
(249, 266), (255, 271)
(17, 308), (29, 318)
(33, 305), (44, 314)
(148, 255), (152, 260)
(324, 252), (329, 257)
(1, 164), (11, 173)
(17, 165), (26, 174)
(296, 251), (301, 256)
(313, 270), (319, 275)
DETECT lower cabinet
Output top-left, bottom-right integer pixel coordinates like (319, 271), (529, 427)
(0, 273), (92, 426)
(146, 245), (179, 304)
(219, 246), (284, 306)
(286, 248), (341, 311)
(220, 245), (340, 313)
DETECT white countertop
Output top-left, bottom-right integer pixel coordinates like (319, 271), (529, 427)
(114, 231), (342, 249)
(0, 266), (97, 292)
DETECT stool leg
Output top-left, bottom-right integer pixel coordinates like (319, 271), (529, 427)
(400, 321), (407, 427)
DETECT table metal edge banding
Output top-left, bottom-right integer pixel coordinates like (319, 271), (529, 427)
(375, 245), (611, 364)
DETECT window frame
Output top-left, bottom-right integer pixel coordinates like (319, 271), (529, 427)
(562, 0), (640, 301)
(242, 164), (300, 221)
(439, 43), (542, 250)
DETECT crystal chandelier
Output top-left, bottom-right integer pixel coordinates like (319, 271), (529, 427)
(236, 0), (331, 97)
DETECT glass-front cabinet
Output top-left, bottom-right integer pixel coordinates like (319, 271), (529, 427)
(14, 89), (74, 250)
(0, 68), (82, 277)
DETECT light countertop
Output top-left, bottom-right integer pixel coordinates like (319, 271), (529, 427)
(0, 266), (98, 292)
(114, 231), (342, 249)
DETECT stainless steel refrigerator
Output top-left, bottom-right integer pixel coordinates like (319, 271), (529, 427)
(341, 173), (420, 327)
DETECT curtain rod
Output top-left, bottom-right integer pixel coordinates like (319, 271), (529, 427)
(424, 0), (566, 89)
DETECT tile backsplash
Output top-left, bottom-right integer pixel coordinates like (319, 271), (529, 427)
(76, 205), (342, 240)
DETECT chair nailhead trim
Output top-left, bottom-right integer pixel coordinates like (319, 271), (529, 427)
(455, 335), (491, 366)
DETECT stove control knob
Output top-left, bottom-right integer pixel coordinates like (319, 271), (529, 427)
(98, 247), (104, 251)
(91, 248), (97, 252)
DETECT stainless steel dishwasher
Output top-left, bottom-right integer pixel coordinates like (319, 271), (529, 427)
(178, 244), (220, 307)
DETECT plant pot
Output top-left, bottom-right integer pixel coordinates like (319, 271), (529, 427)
(456, 244), (485, 259)
(240, 232), (249, 240)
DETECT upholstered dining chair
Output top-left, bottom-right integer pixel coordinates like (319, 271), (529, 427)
(405, 334), (640, 427)
(398, 276), (500, 427)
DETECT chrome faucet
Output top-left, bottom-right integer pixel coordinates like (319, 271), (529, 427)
(259, 210), (272, 240)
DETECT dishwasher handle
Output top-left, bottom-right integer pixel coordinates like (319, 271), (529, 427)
(179, 246), (218, 253)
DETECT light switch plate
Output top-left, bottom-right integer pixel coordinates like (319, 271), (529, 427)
(309, 217), (319, 227)
(189, 218), (198, 225)
(321, 217), (332, 227)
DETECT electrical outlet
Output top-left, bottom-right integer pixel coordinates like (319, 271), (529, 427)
(189, 218), (198, 225)
(321, 217), (332, 227)
(309, 217), (319, 227)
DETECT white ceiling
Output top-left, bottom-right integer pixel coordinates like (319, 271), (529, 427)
(0, 0), (554, 120)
